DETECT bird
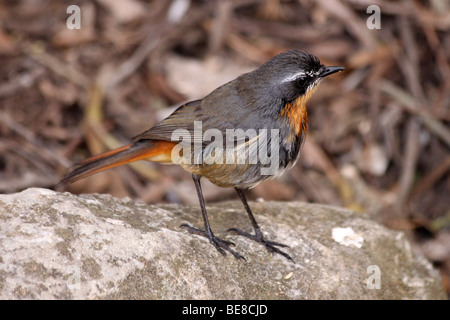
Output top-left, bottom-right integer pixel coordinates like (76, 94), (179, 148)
(57, 50), (345, 262)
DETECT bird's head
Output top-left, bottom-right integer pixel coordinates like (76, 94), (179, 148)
(260, 50), (345, 104)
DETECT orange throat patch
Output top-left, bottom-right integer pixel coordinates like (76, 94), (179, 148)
(281, 98), (308, 139)
(281, 102), (306, 142)
(280, 82), (322, 140)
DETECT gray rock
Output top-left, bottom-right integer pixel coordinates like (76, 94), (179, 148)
(0, 188), (446, 299)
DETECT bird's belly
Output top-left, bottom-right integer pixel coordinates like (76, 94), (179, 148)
(180, 162), (272, 188)
(174, 130), (303, 188)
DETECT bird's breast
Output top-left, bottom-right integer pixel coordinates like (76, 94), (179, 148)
(281, 96), (308, 147)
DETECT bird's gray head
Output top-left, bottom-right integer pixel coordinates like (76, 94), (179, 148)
(253, 50), (345, 103)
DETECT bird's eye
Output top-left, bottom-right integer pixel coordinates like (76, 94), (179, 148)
(295, 76), (305, 86)
(296, 75), (309, 87)
(295, 77), (308, 96)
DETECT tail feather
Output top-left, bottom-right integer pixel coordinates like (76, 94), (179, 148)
(74, 144), (132, 167)
(57, 139), (175, 189)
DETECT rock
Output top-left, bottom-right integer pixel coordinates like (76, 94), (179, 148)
(0, 188), (446, 299)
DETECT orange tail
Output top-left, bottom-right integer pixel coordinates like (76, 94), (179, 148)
(57, 139), (176, 188)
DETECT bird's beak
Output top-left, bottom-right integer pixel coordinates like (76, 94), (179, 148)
(319, 66), (345, 78)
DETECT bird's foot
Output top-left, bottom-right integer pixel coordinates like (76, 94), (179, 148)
(180, 224), (245, 260)
(227, 228), (294, 262)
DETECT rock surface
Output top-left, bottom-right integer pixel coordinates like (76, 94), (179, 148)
(0, 188), (446, 299)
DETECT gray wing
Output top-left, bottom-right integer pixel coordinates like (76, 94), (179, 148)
(132, 87), (250, 146)
(132, 99), (204, 142)
(132, 79), (283, 146)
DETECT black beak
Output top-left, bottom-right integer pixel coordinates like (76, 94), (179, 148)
(319, 66), (345, 78)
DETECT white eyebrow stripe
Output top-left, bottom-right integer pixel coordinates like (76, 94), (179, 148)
(280, 71), (306, 83)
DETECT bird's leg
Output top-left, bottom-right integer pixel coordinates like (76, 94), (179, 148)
(228, 188), (294, 262)
(180, 174), (245, 260)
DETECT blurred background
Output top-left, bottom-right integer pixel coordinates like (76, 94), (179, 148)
(0, 0), (449, 295)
